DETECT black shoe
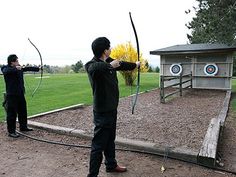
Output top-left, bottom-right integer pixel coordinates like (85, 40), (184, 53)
(8, 132), (20, 138)
(20, 127), (33, 131)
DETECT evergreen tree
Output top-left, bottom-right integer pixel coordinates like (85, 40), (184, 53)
(186, 0), (236, 45)
(71, 60), (83, 73)
(155, 66), (160, 73)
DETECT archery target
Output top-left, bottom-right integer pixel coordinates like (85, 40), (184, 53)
(204, 63), (218, 76)
(170, 64), (182, 76)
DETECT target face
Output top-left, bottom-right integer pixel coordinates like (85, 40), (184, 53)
(204, 63), (218, 76)
(170, 64), (182, 76)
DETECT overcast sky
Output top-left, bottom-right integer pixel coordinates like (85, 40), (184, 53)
(0, 0), (197, 67)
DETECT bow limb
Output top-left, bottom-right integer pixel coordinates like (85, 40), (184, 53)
(28, 38), (43, 97)
(129, 12), (140, 114)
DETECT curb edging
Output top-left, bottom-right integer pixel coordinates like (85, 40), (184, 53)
(27, 120), (198, 163)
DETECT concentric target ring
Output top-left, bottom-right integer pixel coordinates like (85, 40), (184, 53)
(170, 64), (182, 76)
(204, 63), (218, 76)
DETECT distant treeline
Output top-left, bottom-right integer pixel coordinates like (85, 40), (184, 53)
(0, 60), (161, 74)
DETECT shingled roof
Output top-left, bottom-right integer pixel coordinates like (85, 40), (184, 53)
(150, 43), (236, 55)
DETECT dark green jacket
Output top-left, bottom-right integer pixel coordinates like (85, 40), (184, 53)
(85, 57), (136, 112)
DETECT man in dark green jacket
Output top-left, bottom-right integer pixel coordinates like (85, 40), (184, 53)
(85, 37), (140, 177)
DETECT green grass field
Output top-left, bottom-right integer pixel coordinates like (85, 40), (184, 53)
(0, 73), (235, 122)
(0, 73), (159, 121)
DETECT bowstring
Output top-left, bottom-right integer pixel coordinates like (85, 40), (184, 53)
(21, 40), (33, 98)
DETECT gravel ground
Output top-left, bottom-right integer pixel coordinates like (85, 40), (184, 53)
(1, 91), (236, 177)
(32, 88), (226, 151)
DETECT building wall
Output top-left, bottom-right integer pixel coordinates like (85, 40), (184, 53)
(161, 53), (233, 90)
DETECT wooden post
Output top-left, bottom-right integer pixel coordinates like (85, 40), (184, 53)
(179, 73), (182, 96)
(190, 71), (193, 88)
(160, 75), (165, 103)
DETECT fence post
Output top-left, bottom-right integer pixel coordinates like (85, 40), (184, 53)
(190, 71), (193, 88)
(160, 75), (165, 103)
(179, 73), (182, 96)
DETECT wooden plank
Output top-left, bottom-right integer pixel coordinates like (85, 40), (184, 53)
(218, 91), (231, 126)
(183, 84), (192, 89)
(192, 75), (232, 78)
(163, 77), (177, 81)
(164, 89), (180, 98)
(28, 103), (84, 119)
(164, 82), (181, 88)
(181, 79), (192, 84)
(182, 73), (192, 77)
(198, 118), (221, 167)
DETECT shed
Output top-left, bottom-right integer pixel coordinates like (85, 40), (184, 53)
(150, 43), (236, 90)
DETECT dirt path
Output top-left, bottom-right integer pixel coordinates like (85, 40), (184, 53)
(0, 123), (235, 177)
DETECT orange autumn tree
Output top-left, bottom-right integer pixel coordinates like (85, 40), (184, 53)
(111, 42), (148, 86)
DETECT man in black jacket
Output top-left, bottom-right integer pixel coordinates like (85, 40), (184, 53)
(85, 37), (140, 177)
(1, 54), (41, 138)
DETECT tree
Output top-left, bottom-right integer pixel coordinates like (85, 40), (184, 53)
(186, 0), (236, 45)
(43, 65), (53, 73)
(110, 42), (148, 86)
(148, 66), (153, 72)
(61, 65), (72, 74)
(155, 66), (160, 73)
(71, 60), (83, 73)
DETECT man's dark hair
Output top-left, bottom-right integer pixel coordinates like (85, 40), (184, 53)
(7, 54), (18, 65)
(91, 37), (110, 58)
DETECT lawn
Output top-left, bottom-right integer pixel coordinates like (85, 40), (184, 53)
(0, 73), (159, 121)
(231, 78), (236, 114)
(0, 73), (235, 122)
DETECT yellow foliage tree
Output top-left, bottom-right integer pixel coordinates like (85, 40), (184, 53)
(111, 42), (148, 86)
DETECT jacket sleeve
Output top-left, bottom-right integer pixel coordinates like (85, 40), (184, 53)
(106, 57), (137, 71)
(1, 66), (18, 75)
(22, 66), (40, 72)
(85, 61), (112, 76)
(116, 61), (137, 71)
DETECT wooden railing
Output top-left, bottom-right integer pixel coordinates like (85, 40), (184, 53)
(160, 72), (192, 103)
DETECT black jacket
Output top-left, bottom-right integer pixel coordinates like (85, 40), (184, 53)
(1, 65), (40, 95)
(85, 57), (136, 112)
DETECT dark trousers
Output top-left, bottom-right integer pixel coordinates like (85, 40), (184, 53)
(6, 94), (28, 133)
(87, 110), (118, 177)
